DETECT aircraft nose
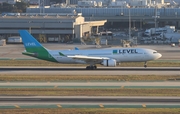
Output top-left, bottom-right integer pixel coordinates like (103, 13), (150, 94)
(159, 53), (162, 58)
(155, 53), (162, 60)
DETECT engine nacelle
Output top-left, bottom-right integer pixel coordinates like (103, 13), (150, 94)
(102, 59), (116, 67)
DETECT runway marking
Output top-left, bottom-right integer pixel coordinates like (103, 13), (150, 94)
(57, 104), (62, 108)
(167, 78), (176, 81)
(142, 104), (146, 108)
(14, 105), (20, 108)
(99, 104), (104, 108)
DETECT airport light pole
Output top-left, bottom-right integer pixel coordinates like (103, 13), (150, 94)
(140, 19), (142, 30)
(155, 5), (157, 29)
(29, 21), (32, 33)
(29, 27), (31, 34)
(128, 5), (131, 41)
(39, 0), (45, 14)
(28, 21), (40, 34)
(154, 1), (160, 35)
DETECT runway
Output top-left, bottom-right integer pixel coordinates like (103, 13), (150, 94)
(0, 64), (179, 109)
(1, 66), (180, 71)
(0, 82), (180, 87)
(0, 67), (180, 75)
(0, 96), (180, 108)
(1, 96), (180, 103)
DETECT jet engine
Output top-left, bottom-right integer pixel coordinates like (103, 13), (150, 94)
(102, 59), (116, 67)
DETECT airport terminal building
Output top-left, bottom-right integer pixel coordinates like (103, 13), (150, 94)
(0, 13), (106, 43)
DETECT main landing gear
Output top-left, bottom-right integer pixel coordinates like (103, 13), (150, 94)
(144, 62), (147, 68)
(86, 65), (97, 70)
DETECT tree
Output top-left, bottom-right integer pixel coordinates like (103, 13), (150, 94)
(0, 2), (28, 13)
(0, 2), (14, 13)
(14, 1), (28, 13)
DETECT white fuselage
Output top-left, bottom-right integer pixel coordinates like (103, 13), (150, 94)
(48, 48), (162, 64)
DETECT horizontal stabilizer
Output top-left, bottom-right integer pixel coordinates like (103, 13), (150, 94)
(22, 51), (37, 57)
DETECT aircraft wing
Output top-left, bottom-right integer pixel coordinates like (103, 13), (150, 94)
(59, 52), (109, 64)
(67, 55), (109, 64)
(67, 55), (109, 60)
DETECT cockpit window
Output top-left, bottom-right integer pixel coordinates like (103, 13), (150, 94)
(153, 52), (157, 54)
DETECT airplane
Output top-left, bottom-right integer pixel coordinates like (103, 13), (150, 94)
(19, 30), (162, 70)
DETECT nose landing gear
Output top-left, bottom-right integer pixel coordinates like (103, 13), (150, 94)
(144, 62), (147, 68)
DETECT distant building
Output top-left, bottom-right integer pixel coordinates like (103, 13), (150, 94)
(0, 0), (18, 4)
(29, 0), (50, 6)
(165, 0), (179, 4)
(151, 0), (164, 4)
(0, 13), (106, 43)
(29, 0), (39, 5)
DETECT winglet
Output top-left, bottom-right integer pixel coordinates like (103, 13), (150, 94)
(74, 47), (79, 50)
(59, 52), (66, 56)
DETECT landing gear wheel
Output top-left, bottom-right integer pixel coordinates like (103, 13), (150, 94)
(86, 66), (90, 70)
(94, 65), (97, 69)
(144, 65), (147, 68)
(86, 65), (97, 70)
(144, 62), (147, 68)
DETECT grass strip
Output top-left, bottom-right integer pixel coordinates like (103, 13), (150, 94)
(0, 60), (180, 67)
(0, 75), (180, 81)
(1, 88), (180, 96)
(0, 108), (180, 114)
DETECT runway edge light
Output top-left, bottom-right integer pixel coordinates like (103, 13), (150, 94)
(57, 104), (62, 108)
(99, 104), (104, 108)
(14, 105), (20, 108)
(142, 104), (146, 108)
